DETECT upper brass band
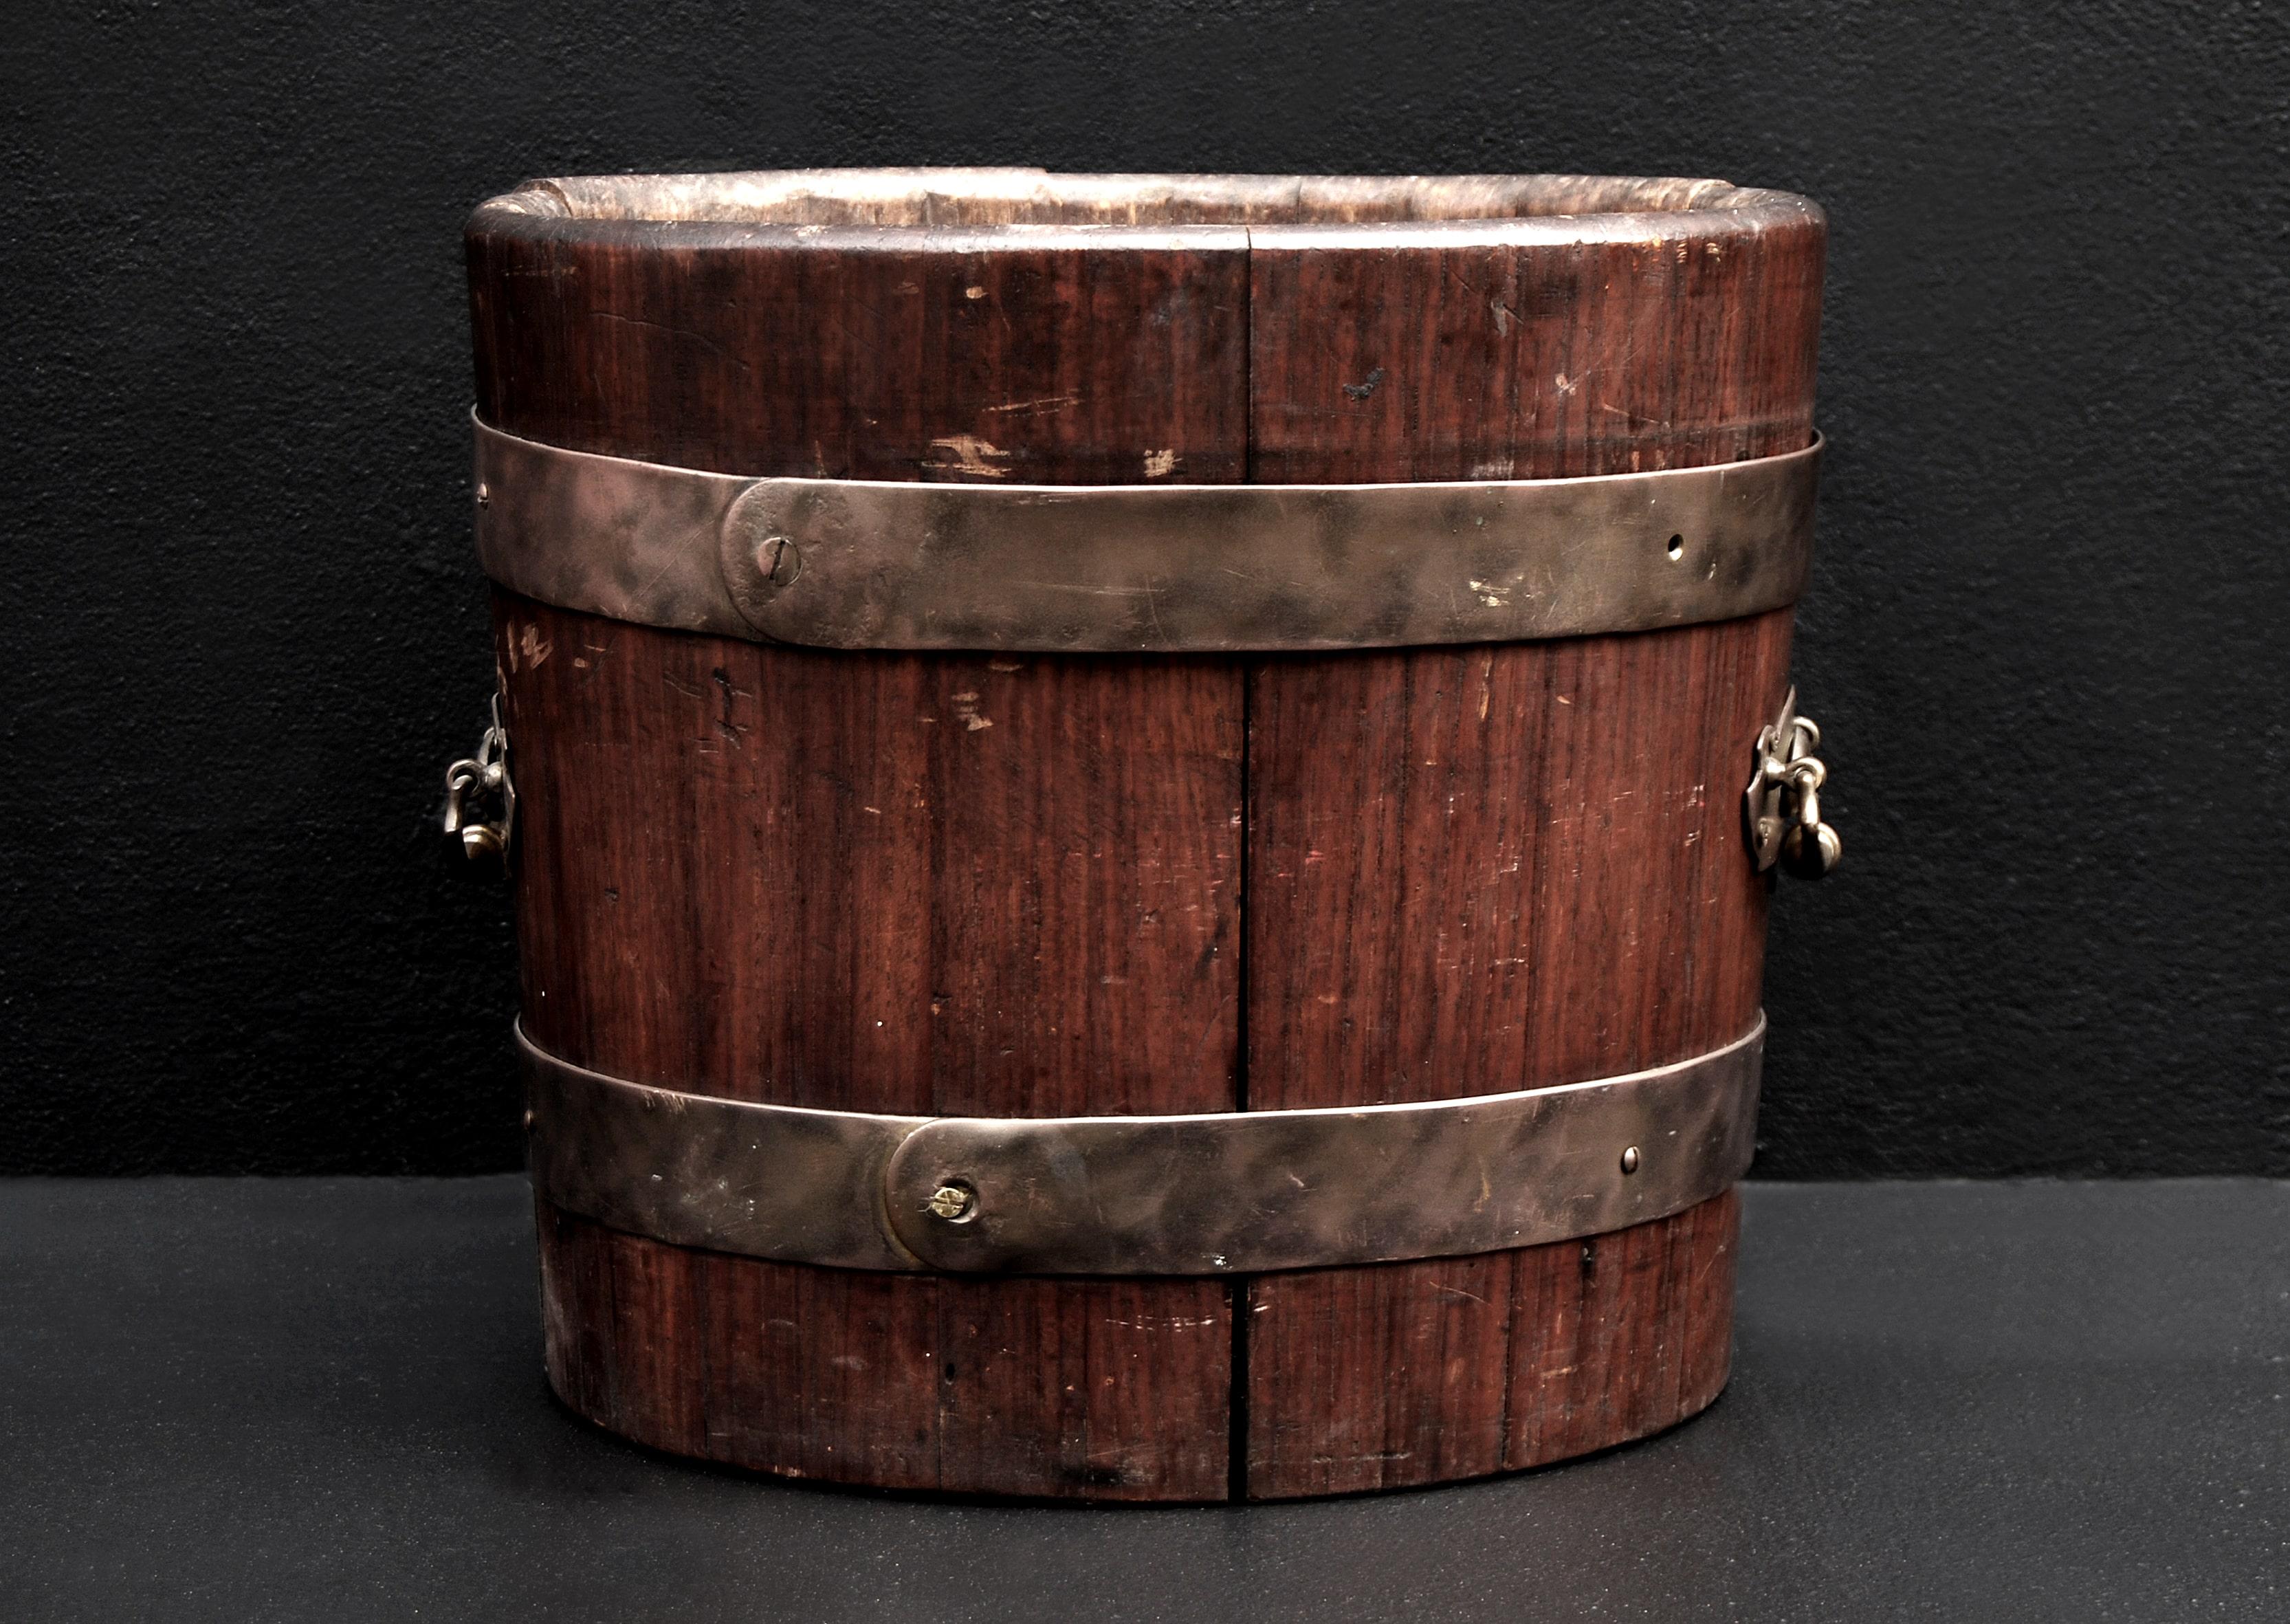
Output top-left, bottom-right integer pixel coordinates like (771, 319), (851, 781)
(474, 415), (1819, 652)
(521, 1020), (1763, 1276)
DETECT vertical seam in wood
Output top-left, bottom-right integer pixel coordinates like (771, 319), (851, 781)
(1231, 661), (1254, 1502)
(1229, 226), (1255, 1504)
(925, 675), (950, 1118)
(1392, 655), (1417, 1096)
(599, 1226), (624, 1432)
(930, 1277), (948, 1492)
(690, 1248), (714, 1452)
(1228, 1275), (1251, 1502)
(1490, 1251), (1517, 1471)
(682, 690), (711, 1087)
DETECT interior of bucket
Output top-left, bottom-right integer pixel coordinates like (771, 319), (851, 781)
(494, 168), (1783, 227)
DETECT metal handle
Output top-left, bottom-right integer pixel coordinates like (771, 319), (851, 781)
(441, 692), (515, 863)
(1744, 688), (1841, 879)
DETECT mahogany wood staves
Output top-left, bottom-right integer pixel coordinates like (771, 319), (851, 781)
(466, 172), (1825, 1501)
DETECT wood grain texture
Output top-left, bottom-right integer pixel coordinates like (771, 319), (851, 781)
(470, 175), (1826, 1500)
(1241, 1192), (1741, 1496)
(477, 201), (1250, 1499)
(533, 1197), (1231, 1495)
(1239, 212), (1820, 1497)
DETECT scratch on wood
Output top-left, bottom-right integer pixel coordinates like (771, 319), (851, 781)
(984, 393), (1081, 417)
(924, 435), (1011, 478)
(586, 309), (753, 373)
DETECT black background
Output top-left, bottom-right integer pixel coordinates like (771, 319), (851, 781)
(5, 1), (2285, 1177)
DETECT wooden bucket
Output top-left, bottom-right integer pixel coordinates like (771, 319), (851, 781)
(455, 169), (1833, 1501)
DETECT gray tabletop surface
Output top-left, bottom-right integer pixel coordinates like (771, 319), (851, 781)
(2, 1177), (2284, 1623)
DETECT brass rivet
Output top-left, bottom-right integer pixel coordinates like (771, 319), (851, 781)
(927, 1181), (978, 1223)
(1620, 1145), (1641, 1175)
(758, 534), (800, 582)
(521, 1108), (536, 1131)
(476, 481), (492, 507)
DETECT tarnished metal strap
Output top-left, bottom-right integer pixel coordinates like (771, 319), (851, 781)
(474, 415), (1820, 652)
(522, 1019), (1762, 1275)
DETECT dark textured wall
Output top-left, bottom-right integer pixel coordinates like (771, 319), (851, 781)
(5, 2), (2285, 1176)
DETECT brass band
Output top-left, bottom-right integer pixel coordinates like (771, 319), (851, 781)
(474, 415), (1820, 652)
(521, 1019), (1762, 1276)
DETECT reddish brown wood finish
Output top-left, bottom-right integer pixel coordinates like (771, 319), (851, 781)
(467, 173), (1825, 1501)
(478, 201), (1251, 1500)
(1238, 219), (1819, 1496)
